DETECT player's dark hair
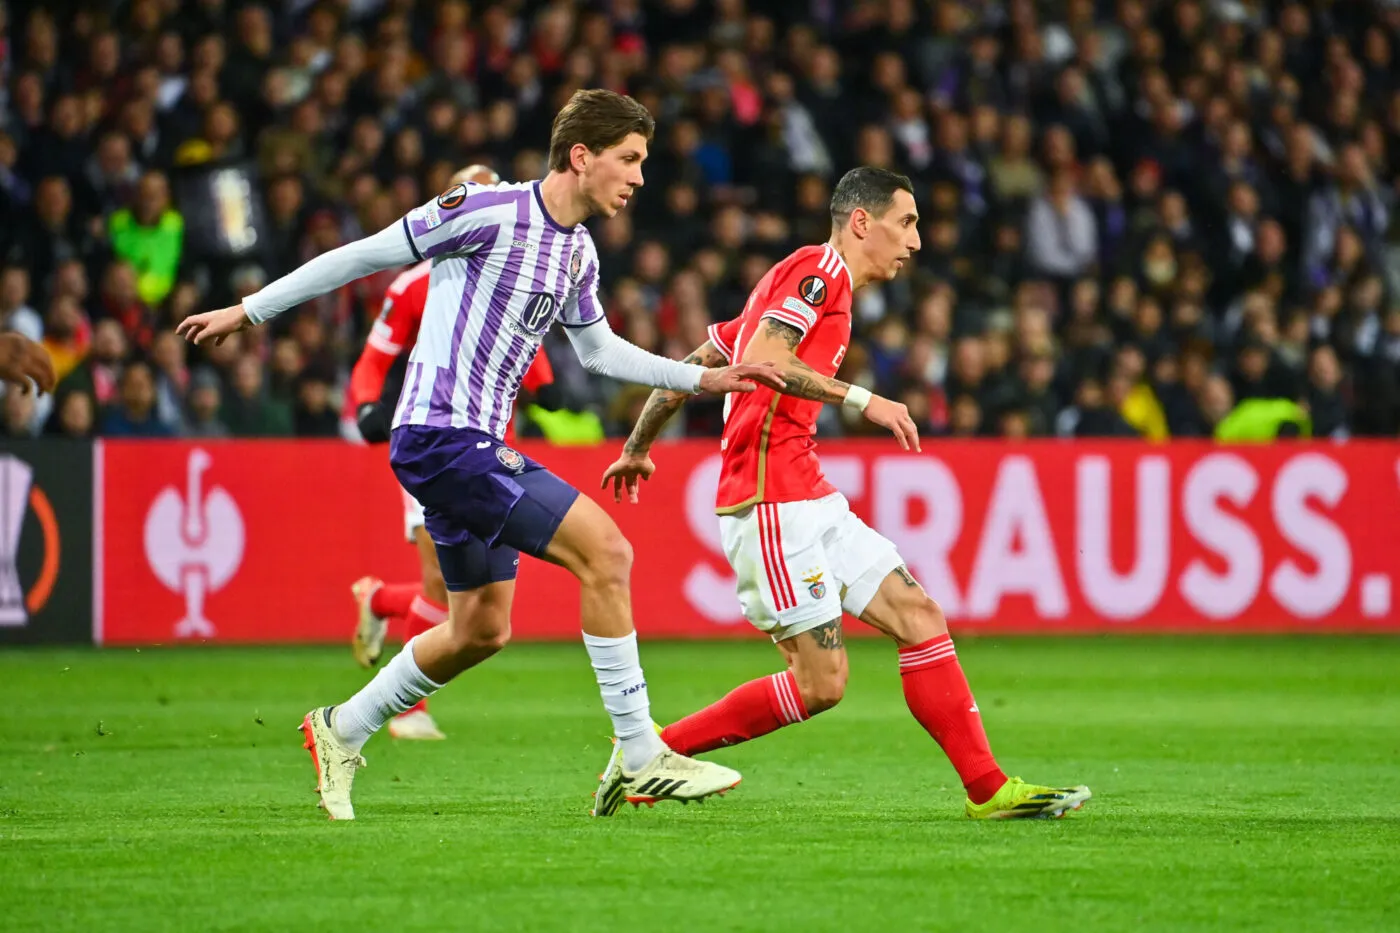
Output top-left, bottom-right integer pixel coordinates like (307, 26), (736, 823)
(548, 89), (656, 173)
(829, 167), (914, 224)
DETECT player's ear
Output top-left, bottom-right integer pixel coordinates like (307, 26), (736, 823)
(850, 207), (870, 239)
(569, 142), (592, 174)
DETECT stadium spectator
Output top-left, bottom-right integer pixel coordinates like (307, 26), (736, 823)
(0, 0), (1394, 443)
(99, 359), (174, 437)
(108, 171), (184, 307)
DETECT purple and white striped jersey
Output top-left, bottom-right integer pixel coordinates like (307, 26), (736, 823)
(390, 180), (603, 438)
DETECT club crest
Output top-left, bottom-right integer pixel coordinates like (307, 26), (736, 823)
(569, 249), (583, 283)
(496, 446), (525, 472)
(803, 570), (827, 600)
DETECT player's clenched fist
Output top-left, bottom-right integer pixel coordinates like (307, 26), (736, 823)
(697, 362), (786, 395)
(0, 333), (56, 395)
(600, 453), (656, 504)
(177, 304), (252, 345)
(863, 395), (922, 452)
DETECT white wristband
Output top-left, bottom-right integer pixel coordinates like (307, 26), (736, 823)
(843, 385), (873, 412)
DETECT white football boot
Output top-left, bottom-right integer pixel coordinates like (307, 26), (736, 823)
(300, 707), (366, 821)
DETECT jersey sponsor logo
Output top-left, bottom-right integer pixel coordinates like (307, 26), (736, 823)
(832, 345), (847, 367)
(802, 570), (827, 600)
(781, 296), (818, 328)
(510, 238), (538, 251)
(797, 275), (827, 307)
(496, 446), (526, 472)
(437, 183), (468, 210)
(569, 249), (583, 283)
(516, 292), (558, 337)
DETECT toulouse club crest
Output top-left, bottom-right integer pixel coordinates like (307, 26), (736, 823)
(569, 249), (583, 283)
(496, 446), (525, 472)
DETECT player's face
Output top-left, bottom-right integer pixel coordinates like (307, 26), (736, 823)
(584, 133), (648, 217)
(866, 189), (921, 281)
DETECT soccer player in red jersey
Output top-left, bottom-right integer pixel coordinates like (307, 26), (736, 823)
(343, 165), (556, 740)
(600, 167), (1091, 818)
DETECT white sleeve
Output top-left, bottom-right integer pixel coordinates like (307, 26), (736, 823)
(565, 317), (707, 393)
(243, 222), (416, 325)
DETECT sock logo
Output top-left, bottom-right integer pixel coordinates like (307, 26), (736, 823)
(621, 681), (648, 696)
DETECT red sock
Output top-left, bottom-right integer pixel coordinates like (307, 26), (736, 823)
(899, 635), (1007, 805)
(393, 596), (447, 718)
(405, 594), (448, 640)
(661, 671), (808, 756)
(370, 583), (418, 620)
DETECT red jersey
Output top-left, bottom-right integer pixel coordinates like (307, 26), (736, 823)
(347, 261), (554, 442)
(708, 244), (854, 514)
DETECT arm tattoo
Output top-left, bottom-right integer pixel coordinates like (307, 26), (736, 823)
(761, 317), (804, 350)
(780, 356), (852, 404)
(806, 619), (845, 650)
(755, 318), (851, 404)
(895, 566), (920, 588)
(623, 341), (728, 455)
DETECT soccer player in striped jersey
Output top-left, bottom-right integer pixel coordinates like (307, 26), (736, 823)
(343, 164), (558, 743)
(600, 167), (1091, 819)
(179, 90), (784, 820)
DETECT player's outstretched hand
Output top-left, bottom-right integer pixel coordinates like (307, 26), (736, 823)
(863, 395), (922, 452)
(176, 305), (252, 346)
(600, 453), (656, 504)
(0, 333), (56, 395)
(698, 363), (786, 395)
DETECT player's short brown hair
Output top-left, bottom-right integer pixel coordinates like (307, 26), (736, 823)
(548, 89), (656, 173)
(830, 167), (915, 223)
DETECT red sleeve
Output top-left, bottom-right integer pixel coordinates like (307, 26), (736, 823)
(347, 343), (397, 410)
(706, 318), (742, 362)
(520, 350), (555, 391)
(759, 251), (831, 340)
(348, 272), (424, 408)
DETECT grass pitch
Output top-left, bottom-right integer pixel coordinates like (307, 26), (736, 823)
(0, 636), (1396, 932)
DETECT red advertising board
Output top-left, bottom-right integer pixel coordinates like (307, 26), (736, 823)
(98, 439), (1400, 644)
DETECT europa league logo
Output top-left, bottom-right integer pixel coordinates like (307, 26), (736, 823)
(0, 456), (32, 625)
(0, 455), (59, 627)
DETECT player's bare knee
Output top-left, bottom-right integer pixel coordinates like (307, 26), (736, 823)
(794, 664), (846, 714)
(581, 527), (633, 589)
(893, 594), (948, 646)
(455, 613), (511, 654)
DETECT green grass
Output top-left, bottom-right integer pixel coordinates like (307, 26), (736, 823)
(1, 637), (1397, 932)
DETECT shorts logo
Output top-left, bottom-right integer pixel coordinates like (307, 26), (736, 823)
(437, 183), (468, 210)
(495, 446), (525, 472)
(797, 275), (827, 307)
(802, 570), (826, 601)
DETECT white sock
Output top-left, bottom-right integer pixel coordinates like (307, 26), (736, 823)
(332, 636), (442, 753)
(583, 631), (666, 771)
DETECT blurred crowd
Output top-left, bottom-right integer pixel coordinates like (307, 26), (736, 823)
(0, 0), (1397, 442)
